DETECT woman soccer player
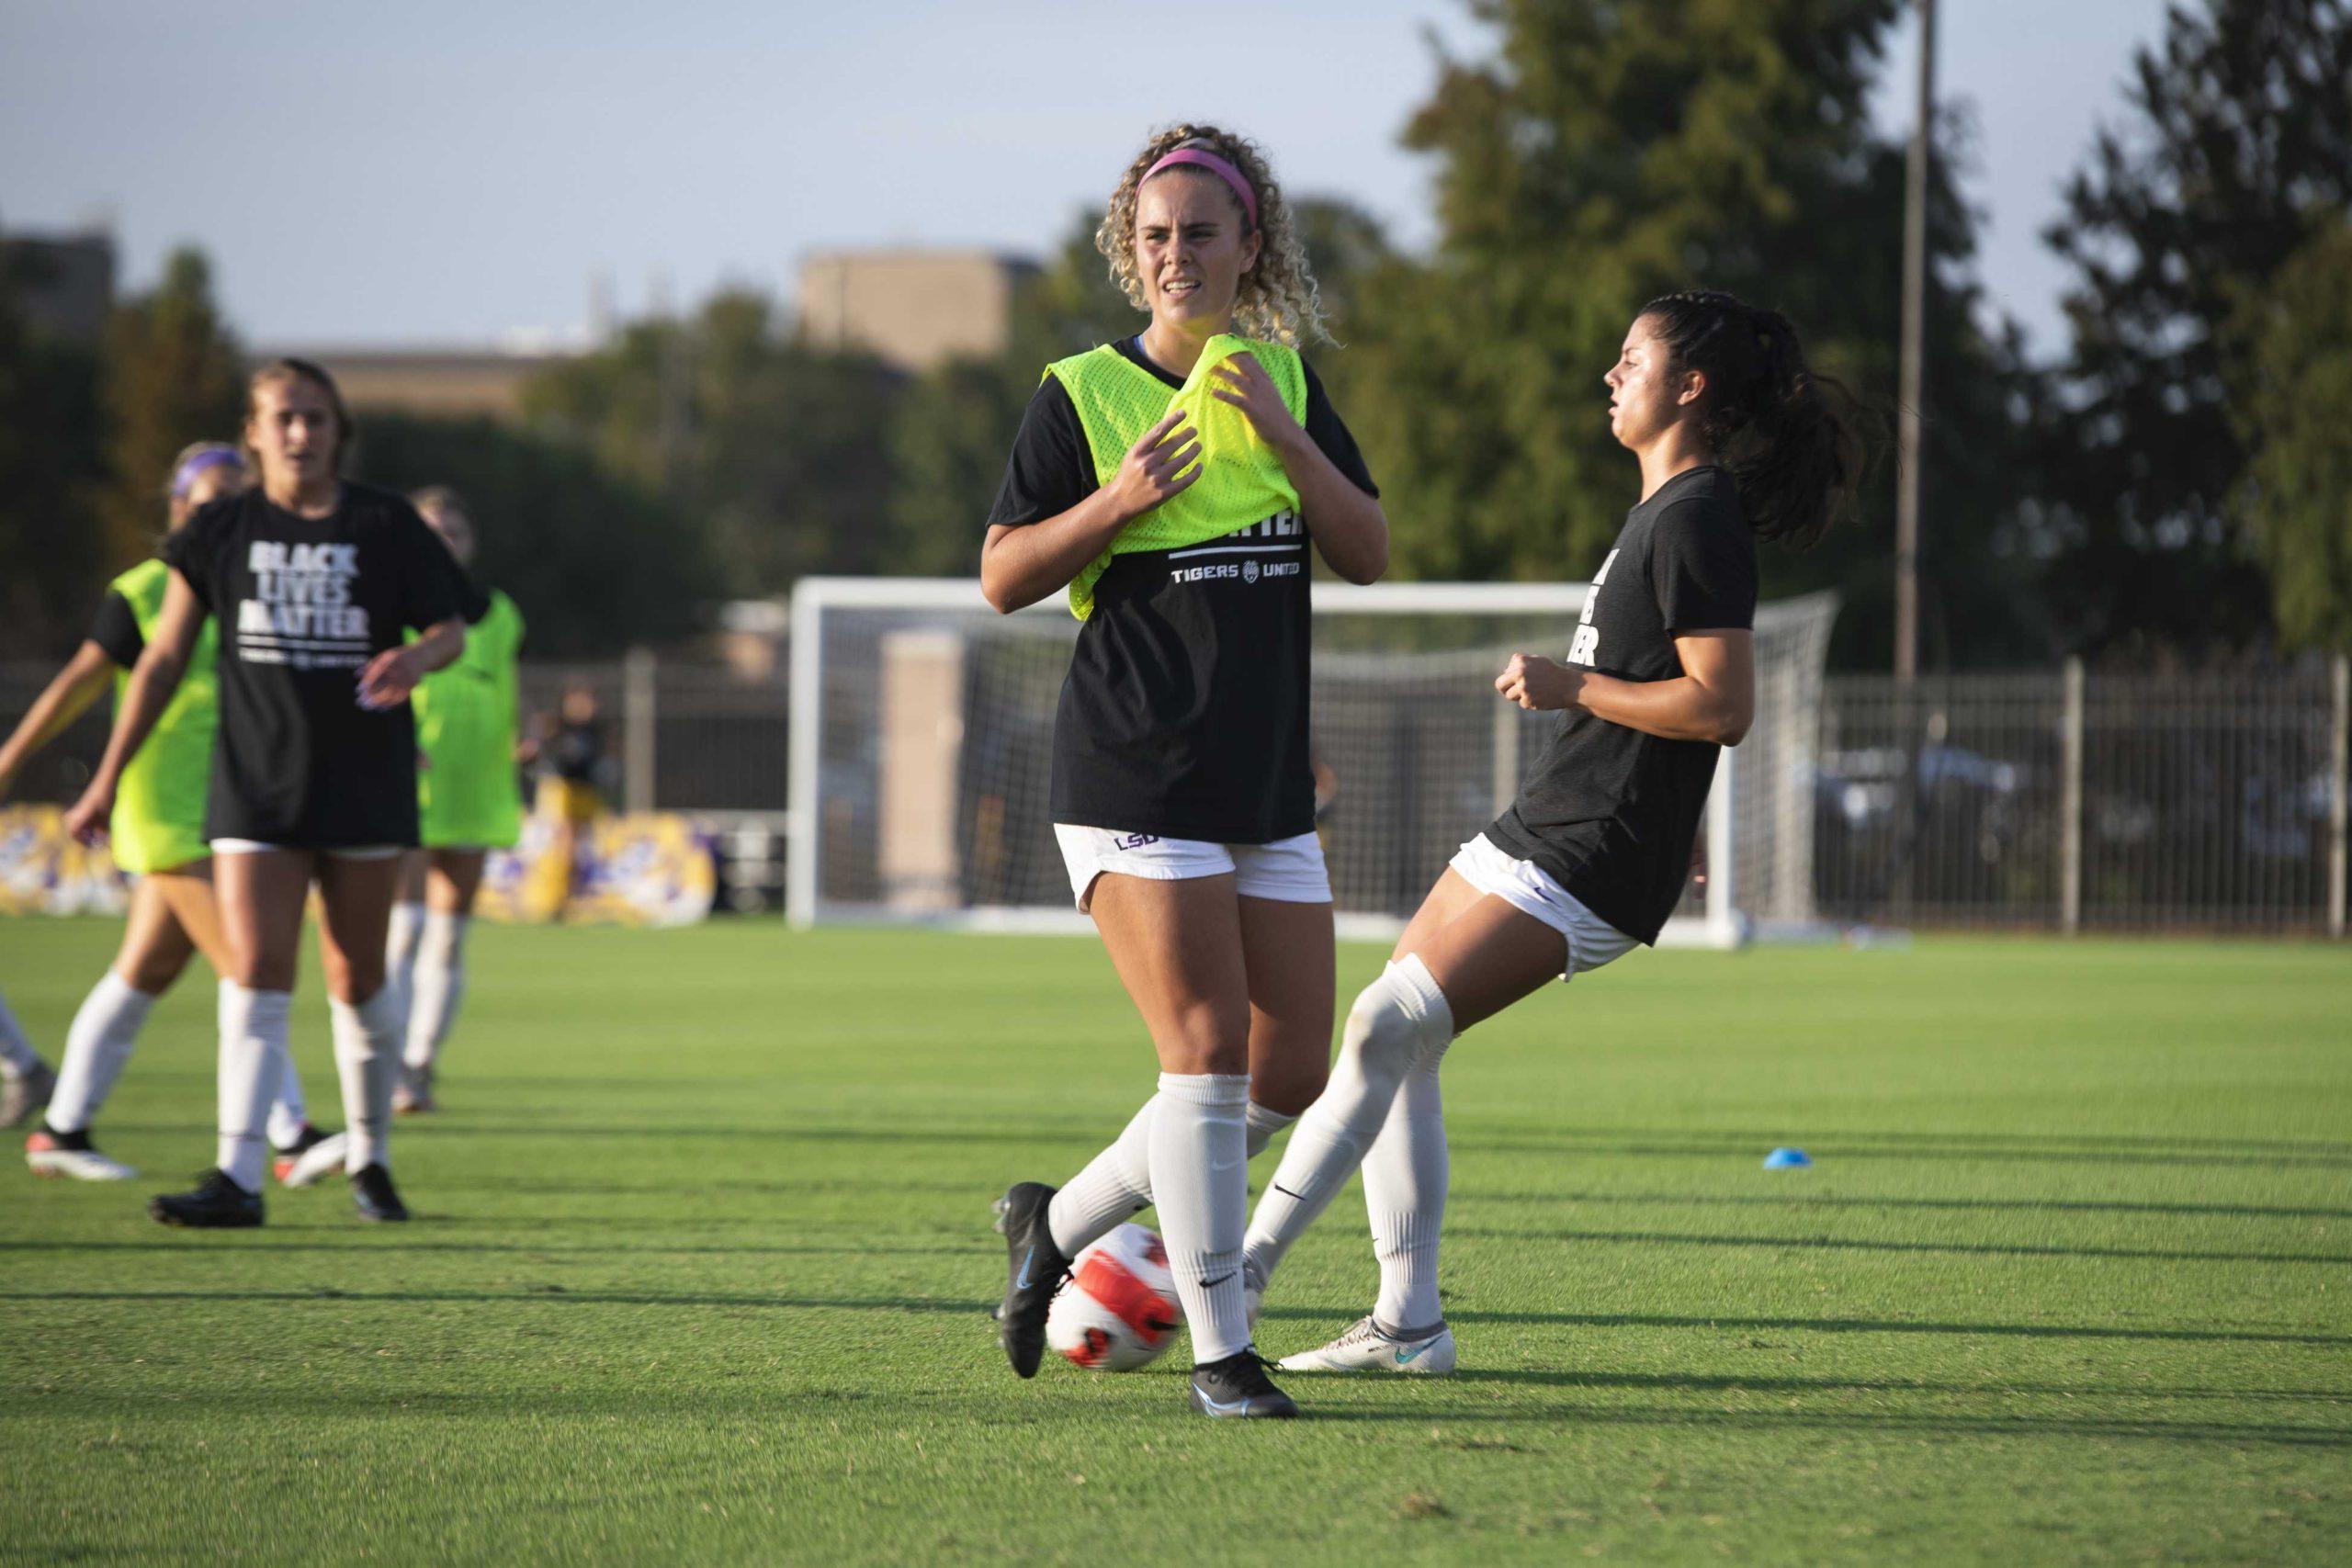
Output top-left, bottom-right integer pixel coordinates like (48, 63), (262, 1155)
(982, 124), (1388, 1419)
(64, 360), (478, 1227)
(2, 444), (340, 1181)
(383, 486), (525, 1114)
(1241, 290), (1864, 1375)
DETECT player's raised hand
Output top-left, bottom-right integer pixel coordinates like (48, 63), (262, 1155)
(1495, 653), (1580, 712)
(1210, 354), (1304, 455)
(1104, 410), (1202, 523)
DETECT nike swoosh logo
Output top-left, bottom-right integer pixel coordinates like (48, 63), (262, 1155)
(1015, 1247), (1036, 1292)
(1396, 1341), (1432, 1364)
(1195, 1389), (1251, 1416)
(1200, 1272), (1235, 1291)
(1210, 1157), (1244, 1172)
(1272, 1184), (1304, 1200)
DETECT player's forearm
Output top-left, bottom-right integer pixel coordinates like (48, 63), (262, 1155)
(981, 492), (1129, 614)
(89, 649), (186, 792)
(411, 618), (467, 675)
(1576, 672), (1751, 745)
(0, 656), (110, 785)
(1286, 438), (1387, 584)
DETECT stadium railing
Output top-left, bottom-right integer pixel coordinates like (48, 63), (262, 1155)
(3, 653), (2345, 933)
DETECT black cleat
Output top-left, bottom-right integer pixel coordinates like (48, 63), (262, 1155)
(1189, 1349), (1301, 1419)
(350, 1163), (410, 1223)
(149, 1168), (264, 1228)
(992, 1181), (1069, 1378)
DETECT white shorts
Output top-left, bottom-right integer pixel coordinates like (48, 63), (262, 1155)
(210, 840), (404, 861)
(1053, 825), (1331, 912)
(1448, 834), (1641, 982)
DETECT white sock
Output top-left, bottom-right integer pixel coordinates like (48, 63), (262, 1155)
(0, 989), (41, 1074)
(1047, 1096), (1155, 1257)
(46, 973), (155, 1133)
(1046, 1095), (1300, 1259)
(266, 1041), (311, 1152)
(217, 983), (290, 1193)
(331, 987), (403, 1173)
(403, 910), (469, 1073)
(1245, 1099), (1297, 1156)
(1363, 1030), (1451, 1333)
(383, 899), (423, 1047)
(386, 900), (424, 988)
(1243, 956), (1453, 1285)
(1150, 1071), (1252, 1365)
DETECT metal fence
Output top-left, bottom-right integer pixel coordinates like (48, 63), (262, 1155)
(1816, 660), (2350, 934)
(6, 655), (2346, 934)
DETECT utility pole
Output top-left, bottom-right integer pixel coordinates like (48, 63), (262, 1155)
(1895, 0), (1937, 683)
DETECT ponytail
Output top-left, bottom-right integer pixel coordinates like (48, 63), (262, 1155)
(1637, 290), (1867, 549)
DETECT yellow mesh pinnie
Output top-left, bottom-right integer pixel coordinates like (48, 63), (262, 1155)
(1048, 333), (1306, 619)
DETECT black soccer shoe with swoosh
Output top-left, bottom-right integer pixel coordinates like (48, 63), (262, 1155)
(149, 1168), (264, 1228)
(350, 1163), (411, 1223)
(992, 1181), (1069, 1378)
(1188, 1348), (1300, 1419)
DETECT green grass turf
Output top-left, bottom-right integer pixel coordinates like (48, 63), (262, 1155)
(2, 920), (2348, 1565)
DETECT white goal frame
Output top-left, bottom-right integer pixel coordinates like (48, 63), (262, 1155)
(786, 577), (1808, 950)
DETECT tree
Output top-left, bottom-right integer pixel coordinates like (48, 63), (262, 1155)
(2235, 219), (2352, 650)
(98, 248), (244, 569)
(0, 251), (106, 658)
(354, 413), (719, 657)
(885, 355), (1031, 577)
(525, 291), (904, 594)
(1321, 0), (2052, 670)
(2040, 0), (2352, 660)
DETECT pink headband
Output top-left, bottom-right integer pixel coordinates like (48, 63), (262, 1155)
(1141, 147), (1259, 229)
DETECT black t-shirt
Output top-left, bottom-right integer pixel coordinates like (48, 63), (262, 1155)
(1484, 465), (1758, 944)
(87, 591), (143, 668)
(988, 338), (1377, 843)
(163, 483), (482, 846)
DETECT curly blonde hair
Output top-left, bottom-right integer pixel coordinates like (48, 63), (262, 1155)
(1096, 123), (1329, 347)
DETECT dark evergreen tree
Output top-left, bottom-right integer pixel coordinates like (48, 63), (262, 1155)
(0, 251), (106, 658)
(2234, 218), (2352, 650)
(98, 248), (244, 569)
(1330, 0), (2051, 670)
(525, 290), (904, 593)
(354, 413), (718, 657)
(2040, 0), (2352, 660)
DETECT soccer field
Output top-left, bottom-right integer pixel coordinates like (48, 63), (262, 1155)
(2, 921), (2346, 1565)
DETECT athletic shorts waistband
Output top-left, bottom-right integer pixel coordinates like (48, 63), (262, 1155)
(1052, 824), (1331, 913)
(209, 839), (404, 861)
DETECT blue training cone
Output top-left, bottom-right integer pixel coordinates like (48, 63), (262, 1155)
(1762, 1146), (1813, 1170)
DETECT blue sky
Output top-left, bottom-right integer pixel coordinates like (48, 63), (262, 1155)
(1, 0), (2168, 359)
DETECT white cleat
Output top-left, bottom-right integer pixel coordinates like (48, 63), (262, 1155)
(25, 1131), (138, 1181)
(275, 1131), (349, 1189)
(1276, 1314), (1457, 1375)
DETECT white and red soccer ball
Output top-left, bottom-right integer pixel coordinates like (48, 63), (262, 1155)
(1046, 1223), (1182, 1371)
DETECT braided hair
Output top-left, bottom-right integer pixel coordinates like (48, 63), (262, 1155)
(1637, 290), (1865, 548)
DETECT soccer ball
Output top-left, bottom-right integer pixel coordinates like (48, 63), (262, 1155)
(1046, 1223), (1182, 1371)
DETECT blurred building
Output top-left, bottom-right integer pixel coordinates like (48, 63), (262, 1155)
(0, 226), (115, 344)
(251, 344), (575, 422)
(798, 249), (1037, 371)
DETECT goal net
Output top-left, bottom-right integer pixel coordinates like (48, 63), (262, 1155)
(787, 579), (1838, 948)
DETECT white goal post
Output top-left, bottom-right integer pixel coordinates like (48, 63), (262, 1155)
(786, 578), (1839, 949)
